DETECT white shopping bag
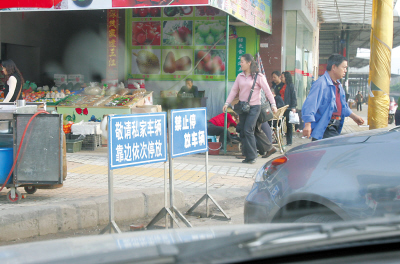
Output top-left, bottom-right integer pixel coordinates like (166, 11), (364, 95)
(289, 111), (300, 124)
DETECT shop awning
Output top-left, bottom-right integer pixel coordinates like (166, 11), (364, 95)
(318, 0), (400, 68)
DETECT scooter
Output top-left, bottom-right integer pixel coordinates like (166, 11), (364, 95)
(389, 100), (398, 124)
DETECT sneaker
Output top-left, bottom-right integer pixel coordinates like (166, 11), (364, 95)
(262, 147), (277, 158)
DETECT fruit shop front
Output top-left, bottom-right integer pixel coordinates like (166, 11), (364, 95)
(125, 3), (272, 119)
(0, 1), (271, 121)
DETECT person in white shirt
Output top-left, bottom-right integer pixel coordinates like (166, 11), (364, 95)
(2, 59), (24, 103)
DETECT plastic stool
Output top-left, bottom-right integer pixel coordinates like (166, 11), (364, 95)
(207, 135), (217, 142)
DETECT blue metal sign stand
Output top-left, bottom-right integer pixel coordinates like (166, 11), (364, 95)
(101, 113), (171, 233)
(100, 115), (122, 234)
(167, 109), (195, 228)
(170, 107), (230, 220)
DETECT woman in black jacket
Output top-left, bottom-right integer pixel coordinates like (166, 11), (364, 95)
(278, 71), (297, 146)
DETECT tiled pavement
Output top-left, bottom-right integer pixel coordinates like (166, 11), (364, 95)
(0, 104), (394, 211)
(0, 149), (258, 210)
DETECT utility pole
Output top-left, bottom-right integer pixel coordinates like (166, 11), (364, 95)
(368, 0), (393, 129)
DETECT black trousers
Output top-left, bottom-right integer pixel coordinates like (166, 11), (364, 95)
(357, 102), (362, 111)
(395, 109), (400, 126)
(239, 105), (261, 160)
(312, 119), (340, 141)
(284, 109), (293, 145)
(207, 122), (231, 144)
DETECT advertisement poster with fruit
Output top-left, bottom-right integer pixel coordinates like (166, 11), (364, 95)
(126, 6), (227, 81)
(162, 50), (192, 74)
(163, 6), (194, 17)
(163, 21), (193, 46)
(210, 0), (272, 34)
(131, 49), (161, 74)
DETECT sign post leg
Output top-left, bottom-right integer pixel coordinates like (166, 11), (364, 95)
(186, 151), (231, 220)
(206, 151), (209, 217)
(166, 110), (192, 228)
(169, 157), (174, 228)
(147, 162), (181, 229)
(164, 161), (169, 229)
(169, 158), (192, 227)
(100, 169), (122, 234)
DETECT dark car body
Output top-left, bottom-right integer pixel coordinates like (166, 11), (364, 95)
(244, 127), (400, 224)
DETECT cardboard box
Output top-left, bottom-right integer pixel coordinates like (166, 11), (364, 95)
(68, 74), (84, 84)
(54, 74), (67, 86)
(132, 105), (162, 113)
(137, 105), (162, 112)
(226, 142), (241, 152)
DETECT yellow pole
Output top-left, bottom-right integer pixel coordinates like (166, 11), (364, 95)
(368, 0), (393, 129)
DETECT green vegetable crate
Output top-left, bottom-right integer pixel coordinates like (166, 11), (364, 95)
(66, 139), (83, 153)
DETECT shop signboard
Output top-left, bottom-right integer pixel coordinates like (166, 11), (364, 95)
(1, 0), (209, 11)
(236, 37), (246, 76)
(126, 6), (228, 81)
(210, 0), (272, 34)
(108, 113), (167, 169)
(170, 108), (207, 158)
(113, 0), (208, 8)
(0, 0), (62, 9)
(0, 0), (112, 11)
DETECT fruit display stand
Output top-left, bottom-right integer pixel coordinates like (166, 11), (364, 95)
(153, 90), (206, 112)
(153, 96), (206, 112)
(55, 91), (155, 123)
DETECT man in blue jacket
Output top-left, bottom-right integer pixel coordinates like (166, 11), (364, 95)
(302, 54), (364, 140)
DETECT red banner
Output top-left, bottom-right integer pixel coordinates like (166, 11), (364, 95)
(107, 9), (119, 81)
(0, 0), (62, 8)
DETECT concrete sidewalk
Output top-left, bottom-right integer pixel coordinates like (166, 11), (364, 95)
(0, 103), (394, 241)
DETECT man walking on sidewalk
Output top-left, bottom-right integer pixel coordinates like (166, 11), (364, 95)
(355, 91), (363, 111)
(302, 54), (364, 141)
